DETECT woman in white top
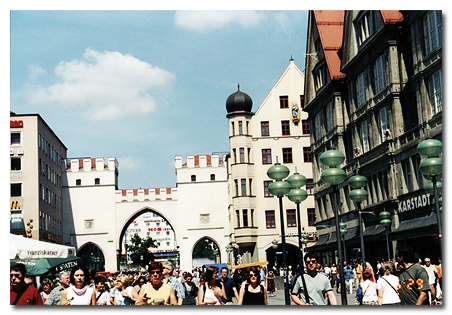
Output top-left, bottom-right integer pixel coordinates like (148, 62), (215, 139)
(355, 271), (378, 305)
(61, 265), (96, 305)
(377, 262), (401, 305)
(197, 266), (226, 305)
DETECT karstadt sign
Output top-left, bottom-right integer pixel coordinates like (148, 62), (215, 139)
(398, 193), (431, 213)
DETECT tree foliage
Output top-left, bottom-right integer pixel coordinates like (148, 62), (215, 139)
(126, 234), (158, 268)
(193, 239), (217, 260)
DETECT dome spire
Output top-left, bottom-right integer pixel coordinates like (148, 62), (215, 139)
(238, 83), (240, 91)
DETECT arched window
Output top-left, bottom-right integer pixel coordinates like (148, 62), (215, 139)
(76, 179), (81, 186)
(191, 175), (196, 182)
(210, 174), (215, 181)
(95, 178), (100, 185)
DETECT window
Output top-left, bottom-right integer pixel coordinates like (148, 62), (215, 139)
(355, 11), (375, 46)
(250, 209), (254, 227)
(249, 179), (253, 196)
(282, 148), (293, 163)
(233, 149), (237, 163)
(302, 120), (310, 134)
(281, 120), (290, 135)
(95, 178), (100, 185)
(262, 149), (272, 165)
(76, 179), (81, 186)
(241, 179), (246, 195)
(428, 69), (442, 116)
(356, 72), (367, 107)
(210, 174), (215, 181)
(11, 157), (21, 171)
(378, 107), (390, 143)
(231, 122), (235, 135)
(287, 209), (296, 227)
(303, 147), (311, 162)
(424, 11), (442, 55)
(413, 155), (424, 190)
(11, 132), (21, 145)
(236, 210), (240, 228)
(306, 179), (314, 195)
(265, 210), (276, 228)
(315, 64), (328, 91)
(280, 96), (289, 108)
(243, 210), (248, 227)
(374, 54), (387, 94)
(246, 121), (249, 135)
(360, 120), (370, 153)
(307, 208), (316, 226)
(238, 121), (243, 135)
(240, 148), (245, 163)
(261, 121), (269, 136)
(191, 175), (196, 182)
(300, 95), (305, 110)
(314, 113), (322, 141)
(264, 181), (272, 197)
(11, 183), (22, 197)
(235, 180), (239, 196)
(403, 159), (413, 192)
(326, 102), (334, 132)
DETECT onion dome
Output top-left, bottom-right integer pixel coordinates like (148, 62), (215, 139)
(226, 84), (253, 114)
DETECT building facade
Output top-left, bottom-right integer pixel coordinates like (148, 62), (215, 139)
(304, 10), (442, 266)
(225, 59), (316, 269)
(10, 113), (68, 244)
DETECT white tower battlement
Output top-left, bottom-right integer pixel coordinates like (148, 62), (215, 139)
(115, 187), (179, 202)
(67, 157), (118, 172)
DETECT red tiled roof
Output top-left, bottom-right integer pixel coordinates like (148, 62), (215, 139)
(380, 10), (404, 24)
(313, 10), (346, 80)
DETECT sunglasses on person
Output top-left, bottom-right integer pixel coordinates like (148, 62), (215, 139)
(150, 270), (161, 275)
(306, 259), (317, 265)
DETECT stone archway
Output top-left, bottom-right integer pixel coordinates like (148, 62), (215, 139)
(117, 207), (178, 270)
(78, 242), (106, 271)
(265, 242), (301, 274)
(191, 236), (221, 268)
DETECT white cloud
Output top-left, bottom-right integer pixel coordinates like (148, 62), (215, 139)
(174, 10), (265, 32)
(116, 156), (142, 171)
(26, 49), (175, 120)
(28, 65), (47, 81)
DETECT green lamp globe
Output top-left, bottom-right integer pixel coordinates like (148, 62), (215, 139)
(287, 173), (307, 189)
(321, 167), (346, 185)
(272, 240), (279, 249)
(319, 150), (346, 167)
(302, 237), (310, 245)
(268, 180), (292, 197)
(417, 139), (442, 157)
(439, 196), (442, 206)
(349, 188), (369, 203)
(425, 181), (442, 195)
(419, 157), (442, 177)
(287, 188), (308, 204)
(348, 175), (368, 189)
(380, 219), (391, 228)
(267, 163), (290, 181)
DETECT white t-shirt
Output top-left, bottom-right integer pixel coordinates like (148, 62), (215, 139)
(423, 265), (437, 285)
(377, 275), (400, 304)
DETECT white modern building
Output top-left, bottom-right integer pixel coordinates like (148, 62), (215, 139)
(10, 113), (67, 244)
(225, 59), (316, 268)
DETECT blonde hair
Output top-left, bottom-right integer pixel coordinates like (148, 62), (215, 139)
(382, 262), (393, 276)
(116, 274), (129, 287)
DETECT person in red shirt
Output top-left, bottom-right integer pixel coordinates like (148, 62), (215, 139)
(10, 263), (43, 305)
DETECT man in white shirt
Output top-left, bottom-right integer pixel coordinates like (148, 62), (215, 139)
(423, 258), (437, 304)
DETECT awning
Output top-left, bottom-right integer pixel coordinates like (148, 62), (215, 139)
(314, 233), (330, 246)
(389, 212), (438, 240)
(10, 234), (76, 260)
(343, 226), (359, 241)
(362, 225), (386, 237)
(10, 256), (82, 276)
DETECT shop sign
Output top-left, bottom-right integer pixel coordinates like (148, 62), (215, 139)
(398, 193), (431, 213)
(10, 120), (24, 128)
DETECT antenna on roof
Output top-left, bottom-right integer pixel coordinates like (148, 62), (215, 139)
(238, 84), (240, 91)
(290, 55), (294, 61)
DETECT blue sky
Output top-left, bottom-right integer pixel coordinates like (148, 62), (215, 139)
(10, 9), (309, 189)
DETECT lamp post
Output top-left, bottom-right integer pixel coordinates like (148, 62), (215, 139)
(340, 222), (348, 263)
(319, 149), (347, 305)
(379, 210), (391, 260)
(287, 171), (308, 271)
(417, 139), (442, 258)
(225, 244), (234, 265)
(267, 162), (292, 305)
(348, 175), (369, 274)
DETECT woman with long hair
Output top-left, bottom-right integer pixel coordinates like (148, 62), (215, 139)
(60, 265), (96, 305)
(266, 270), (276, 297)
(237, 267), (268, 305)
(93, 275), (110, 305)
(377, 262), (401, 305)
(182, 272), (199, 305)
(197, 266), (226, 305)
(39, 278), (53, 303)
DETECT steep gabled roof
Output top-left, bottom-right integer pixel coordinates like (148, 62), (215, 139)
(314, 10), (346, 80)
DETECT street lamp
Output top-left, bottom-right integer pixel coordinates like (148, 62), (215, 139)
(225, 244), (234, 265)
(340, 222), (347, 263)
(417, 139), (443, 258)
(267, 161), (291, 305)
(319, 149), (347, 305)
(379, 210), (391, 260)
(287, 171), (308, 272)
(348, 175), (369, 276)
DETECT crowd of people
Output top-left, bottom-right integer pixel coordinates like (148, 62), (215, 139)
(11, 244), (442, 306)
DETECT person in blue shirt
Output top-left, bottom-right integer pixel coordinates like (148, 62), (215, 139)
(343, 261), (354, 294)
(220, 267), (239, 304)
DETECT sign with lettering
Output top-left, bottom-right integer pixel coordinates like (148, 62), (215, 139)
(398, 193), (431, 213)
(10, 120), (24, 128)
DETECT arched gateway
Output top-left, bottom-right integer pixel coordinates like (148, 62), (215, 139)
(62, 155), (230, 272)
